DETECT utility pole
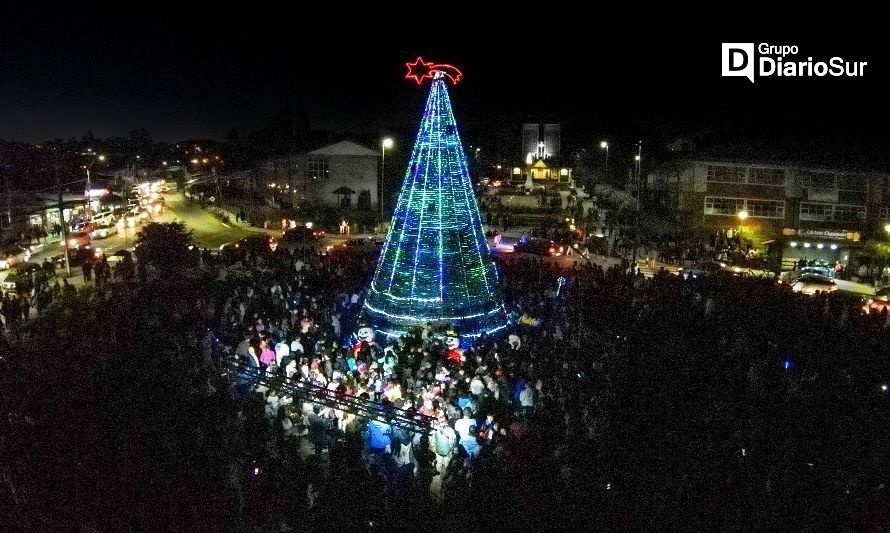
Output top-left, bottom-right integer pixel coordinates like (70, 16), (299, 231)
(4, 175), (11, 228)
(213, 166), (222, 207)
(631, 141), (642, 270)
(56, 164), (71, 276)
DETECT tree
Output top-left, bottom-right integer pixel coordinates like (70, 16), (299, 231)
(135, 222), (197, 281)
(364, 74), (507, 338)
(356, 190), (372, 210)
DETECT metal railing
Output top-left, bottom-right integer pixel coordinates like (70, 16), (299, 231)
(231, 361), (435, 433)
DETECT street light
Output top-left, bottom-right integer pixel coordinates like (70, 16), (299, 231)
(631, 144), (642, 266)
(634, 154), (641, 186)
(737, 210), (749, 238)
(600, 141), (609, 182)
(380, 138), (394, 218)
(884, 223), (890, 235)
(84, 154), (106, 218)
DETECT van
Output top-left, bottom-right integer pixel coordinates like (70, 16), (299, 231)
(92, 210), (115, 225)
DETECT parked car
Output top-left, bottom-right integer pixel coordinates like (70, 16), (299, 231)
(791, 274), (837, 295)
(66, 231), (92, 250)
(91, 210), (116, 226)
(513, 238), (563, 257)
(863, 296), (890, 314)
(53, 247), (98, 269)
(1, 262), (44, 294)
(325, 237), (383, 256)
(71, 220), (95, 233)
(118, 211), (140, 229)
(798, 265), (834, 278)
(91, 222), (118, 239)
(279, 226), (324, 252)
(0, 246), (29, 270)
(106, 249), (134, 268)
(677, 260), (729, 280)
(220, 235), (278, 261)
(863, 286), (890, 314)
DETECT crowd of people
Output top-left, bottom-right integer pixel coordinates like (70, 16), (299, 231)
(0, 252), (136, 334)
(177, 232), (888, 528)
(3, 221), (888, 529)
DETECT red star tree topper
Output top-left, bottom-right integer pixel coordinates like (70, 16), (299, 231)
(405, 57), (463, 85)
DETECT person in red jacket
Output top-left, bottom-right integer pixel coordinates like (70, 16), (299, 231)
(444, 328), (464, 364)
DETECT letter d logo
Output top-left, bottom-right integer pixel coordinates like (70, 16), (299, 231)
(722, 43), (755, 83)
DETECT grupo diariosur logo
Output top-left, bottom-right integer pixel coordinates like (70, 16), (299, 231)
(722, 43), (868, 83)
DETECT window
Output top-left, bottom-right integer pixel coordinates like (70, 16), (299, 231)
(749, 168), (785, 186)
(307, 156), (329, 180)
(704, 197), (745, 216)
(880, 206), (890, 220)
(800, 202), (866, 222)
(745, 199), (785, 219)
(799, 202), (832, 222)
(705, 197), (785, 218)
(836, 175), (867, 192)
(832, 204), (867, 222)
(799, 172), (835, 190)
(706, 165), (746, 184)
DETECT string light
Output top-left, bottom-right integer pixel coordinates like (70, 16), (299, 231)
(365, 70), (507, 339)
(404, 57), (463, 85)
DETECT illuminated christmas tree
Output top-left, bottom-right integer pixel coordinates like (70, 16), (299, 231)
(364, 58), (507, 340)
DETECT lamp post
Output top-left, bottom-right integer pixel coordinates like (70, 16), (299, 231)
(84, 154), (106, 218)
(600, 141), (609, 182)
(737, 209), (749, 243)
(631, 148), (642, 267)
(380, 138), (394, 219)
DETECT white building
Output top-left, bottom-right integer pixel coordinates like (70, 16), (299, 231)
(522, 123), (560, 162)
(256, 140), (380, 207)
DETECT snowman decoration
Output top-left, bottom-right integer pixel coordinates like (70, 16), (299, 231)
(508, 333), (521, 351)
(353, 323), (377, 354)
(444, 328), (465, 364)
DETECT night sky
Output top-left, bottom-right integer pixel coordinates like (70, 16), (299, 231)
(1, 8), (886, 162)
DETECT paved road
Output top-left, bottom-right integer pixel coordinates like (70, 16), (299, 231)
(1, 192), (258, 285)
(164, 193), (255, 249)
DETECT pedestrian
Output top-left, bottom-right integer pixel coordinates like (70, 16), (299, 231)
(432, 415), (457, 473)
(82, 260), (93, 283)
